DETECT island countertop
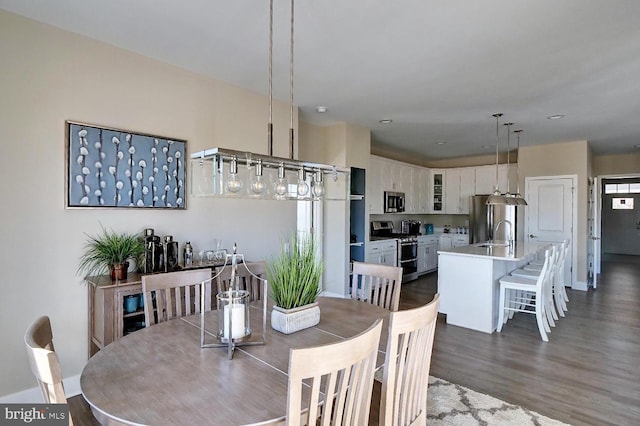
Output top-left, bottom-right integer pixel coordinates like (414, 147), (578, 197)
(438, 241), (547, 261)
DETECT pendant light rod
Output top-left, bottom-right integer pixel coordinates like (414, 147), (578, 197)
(267, 0), (274, 156)
(504, 122), (513, 195)
(289, 0), (295, 159)
(492, 113), (503, 192)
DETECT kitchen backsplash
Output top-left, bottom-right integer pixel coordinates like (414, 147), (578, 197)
(369, 213), (469, 233)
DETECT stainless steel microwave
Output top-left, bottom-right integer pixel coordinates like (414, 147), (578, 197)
(384, 191), (405, 213)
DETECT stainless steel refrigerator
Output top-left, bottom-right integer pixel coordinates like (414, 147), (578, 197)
(468, 195), (517, 244)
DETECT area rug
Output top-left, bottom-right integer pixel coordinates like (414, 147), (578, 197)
(426, 376), (569, 426)
(375, 371), (569, 425)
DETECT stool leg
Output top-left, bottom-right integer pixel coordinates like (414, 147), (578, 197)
(497, 285), (506, 332)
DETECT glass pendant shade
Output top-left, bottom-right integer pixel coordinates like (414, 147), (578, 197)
(250, 159), (266, 195)
(296, 168), (309, 196)
(226, 156), (243, 193)
(311, 170), (324, 198)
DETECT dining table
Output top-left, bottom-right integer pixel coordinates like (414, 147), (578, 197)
(80, 296), (391, 425)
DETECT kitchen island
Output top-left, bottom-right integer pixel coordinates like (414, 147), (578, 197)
(437, 242), (546, 333)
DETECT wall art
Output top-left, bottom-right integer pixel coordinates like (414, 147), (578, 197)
(66, 121), (187, 209)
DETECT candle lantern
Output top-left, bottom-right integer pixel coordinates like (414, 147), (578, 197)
(200, 243), (267, 359)
(216, 289), (251, 342)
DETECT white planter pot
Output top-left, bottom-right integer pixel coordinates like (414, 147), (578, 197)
(271, 302), (320, 334)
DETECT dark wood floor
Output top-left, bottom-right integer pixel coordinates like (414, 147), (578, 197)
(70, 255), (640, 425)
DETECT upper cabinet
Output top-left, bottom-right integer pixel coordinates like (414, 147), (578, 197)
(429, 169), (445, 213)
(369, 155), (516, 215)
(367, 156), (384, 214)
(475, 164), (515, 196)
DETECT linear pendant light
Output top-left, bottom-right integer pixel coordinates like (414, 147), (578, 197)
(502, 122), (517, 206)
(486, 113), (509, 205)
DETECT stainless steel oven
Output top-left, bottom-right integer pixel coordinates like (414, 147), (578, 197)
(397, 236), (418, 281)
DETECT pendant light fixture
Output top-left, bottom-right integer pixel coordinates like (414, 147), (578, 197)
(190, 0), (350, 201)
(502, 122), (517, 206)
(486, 113), (509, 205)
(512, 129), (528, 205)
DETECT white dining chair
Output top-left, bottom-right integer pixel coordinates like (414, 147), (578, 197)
(497, 249), (553, 341)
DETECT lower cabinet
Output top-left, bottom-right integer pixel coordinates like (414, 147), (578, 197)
(365, 240), (397, 266)
(88, 273), (145, 357)
(417, 236), (439, 275)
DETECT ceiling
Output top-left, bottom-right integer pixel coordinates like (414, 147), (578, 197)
(3, 0), (640, 160)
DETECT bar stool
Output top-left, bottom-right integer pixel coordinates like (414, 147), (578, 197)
(497, 249), (553, 342)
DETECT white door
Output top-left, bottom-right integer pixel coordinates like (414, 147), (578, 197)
(525, 176), (575, 288)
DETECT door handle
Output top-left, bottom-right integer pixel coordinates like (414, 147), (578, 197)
(529, 234), (537, 238)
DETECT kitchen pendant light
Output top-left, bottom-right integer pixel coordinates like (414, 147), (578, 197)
(502, 122), (517, 206)
(486, 113), (509, 205)
(512, 129), (528, 206)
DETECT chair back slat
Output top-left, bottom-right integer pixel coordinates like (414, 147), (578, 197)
(142, 269), (212, 327)
(351, 262), (403, 312)
(380, 294), (440, 426)
(216, 262), (267, 302)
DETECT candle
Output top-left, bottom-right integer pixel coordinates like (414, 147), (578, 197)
(223, 303), (246, 339)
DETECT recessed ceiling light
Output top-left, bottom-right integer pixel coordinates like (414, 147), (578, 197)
(435, 140), (446, 145)
(315, 106), (328, 113)
(379, 119), (393, 124)
(547, 114), (565, 120)
(482, 145), (491, 149)
(634, 144), (640, 149)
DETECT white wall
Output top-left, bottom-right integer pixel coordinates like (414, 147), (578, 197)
(0, 11), (303, 396)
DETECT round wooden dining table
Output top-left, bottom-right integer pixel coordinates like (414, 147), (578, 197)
(81, 297), (390, 425)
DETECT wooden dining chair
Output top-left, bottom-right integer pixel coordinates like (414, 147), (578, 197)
(351, 262), (403, 311)
(215, 261), (267, 302)
(286, 318), (382, 426)
(24, 316), (74, 426)
(379, 294), (440, 426)
(142, 268), (212, 326)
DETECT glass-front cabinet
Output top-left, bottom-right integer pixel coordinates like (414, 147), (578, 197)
(430, 170), (445, 213)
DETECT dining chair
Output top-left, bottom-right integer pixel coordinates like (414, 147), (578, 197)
(351, 261), (403, 312)
(379, 294), (440, 426)
(216, 261), (267, 302)
(24, 316), (74, 426)
(497, 249), (553, 341)
(287, 318), (382, 426)
(142, 268), (212, 326)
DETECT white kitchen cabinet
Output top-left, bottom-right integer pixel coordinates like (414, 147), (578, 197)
(475, 164), (514, 196)
(417, 235), (438, 274)
(417, 168), (430, 213)
(429, 169), (445, 213)
(367, 156), (384, 214)
(444, 167), (474, 214)
(365, 240), (397, 266)
(439, 235), (453, 250)
(452, 234), (469, 248)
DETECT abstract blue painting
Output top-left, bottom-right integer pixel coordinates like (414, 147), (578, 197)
(66, 122), (186, 208)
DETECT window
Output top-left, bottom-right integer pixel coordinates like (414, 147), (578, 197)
(612, 198), (634, 210)
(605, 182), (640, 194)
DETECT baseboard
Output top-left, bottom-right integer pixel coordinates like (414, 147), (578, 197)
(572, 281), (588, 291)
(0, 375), (81, 403)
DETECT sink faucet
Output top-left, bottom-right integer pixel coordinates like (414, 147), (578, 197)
(494, 219), (514, 249)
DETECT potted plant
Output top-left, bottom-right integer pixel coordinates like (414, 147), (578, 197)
(78, 226), (146, 281)
(267, 232), (323, 334)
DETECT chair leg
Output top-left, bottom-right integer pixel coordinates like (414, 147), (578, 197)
(535, 303), (549, 342)
(554, 289), (566, 317)
(562, 285), (570, 303)
(497, 286), (506, 332)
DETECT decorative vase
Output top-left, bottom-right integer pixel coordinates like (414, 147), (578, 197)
(271, 302), (320, 334)
(111, 262), (129, 281)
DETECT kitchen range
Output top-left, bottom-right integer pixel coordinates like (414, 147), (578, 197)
(370, 220), (420, 282)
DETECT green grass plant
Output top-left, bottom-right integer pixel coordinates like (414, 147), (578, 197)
(267, 232), (323, 310)
(77, 226), (145, 278)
